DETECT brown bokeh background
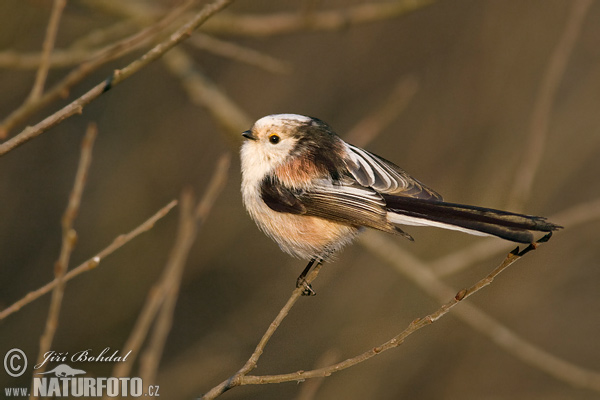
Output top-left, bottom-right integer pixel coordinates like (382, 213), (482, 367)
(1, 1), (599, 399)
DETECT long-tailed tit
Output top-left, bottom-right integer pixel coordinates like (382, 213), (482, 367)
(240, 114), (560, 295)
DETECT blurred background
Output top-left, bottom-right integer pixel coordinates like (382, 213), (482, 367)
(1, 0), (599, 399)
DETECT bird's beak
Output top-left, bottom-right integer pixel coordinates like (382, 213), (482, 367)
(242, 130), (257, 140)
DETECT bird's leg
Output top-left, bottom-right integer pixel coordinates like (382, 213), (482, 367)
(296, 258), (322, 296)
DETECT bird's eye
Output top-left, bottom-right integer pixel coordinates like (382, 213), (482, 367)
(268, 134), (280, 144)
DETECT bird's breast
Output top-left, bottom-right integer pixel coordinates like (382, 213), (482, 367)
(242, 179), (357, 259)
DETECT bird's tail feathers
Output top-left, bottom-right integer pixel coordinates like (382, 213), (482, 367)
(385, 196), (561, 243)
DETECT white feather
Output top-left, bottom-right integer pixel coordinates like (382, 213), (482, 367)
(254, 114), (312, 130)
(386, 213), (490, 236)
(346, 144), (407, 192)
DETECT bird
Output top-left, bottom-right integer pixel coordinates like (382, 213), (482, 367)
(240, 114), (561, 295)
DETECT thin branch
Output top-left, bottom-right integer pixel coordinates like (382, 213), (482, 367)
(137, 193), (195, 386)
(0, 200), (178, 321)
(0, 19), (142, 70)
(0, 21), (137, 70)
(70, 20), (137, 49)
(0, 0), (233, 143)
(0, 48), (102, 70)
(79, 0), (255, 136)
(0, 0), (195, 139)
(507, 0), (592, 211)
(31, 123), (96, 387)
(0, 0), (186, 143)
(360, 231), (600, 392)
(137, 154), (231, 387)
(188, 33), (292, 74)
(27, 0), (68, 103)
(110, 155), (229, 387)
(430, 237), (509, 277)
(199, 200), (600, 397)
(344, 75), (419, 148)
(201, 263), (323, 399)
(208, 241), (543, 388)
(294, 349), (340, 400)
(202, 0), (436, 37)
(160, 48), (252, 138)
(0, 0), (191, 139)
(431, 195), (600, 277)
(88, 1), (292, 74)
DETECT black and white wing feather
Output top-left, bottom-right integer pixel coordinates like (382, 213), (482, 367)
(343, 143), (560, 243)
(260, 176), (412, 239)
(345, 144), (442, 200)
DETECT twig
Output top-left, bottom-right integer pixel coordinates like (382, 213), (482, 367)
(88, 1), (292, 74)
(202, 233), (599, 395)
(0, 19), (141, 69)
(202, 0), (436, 37)
(30, 123), (96, 390)
(294, 349), (340, 400)
(137, 193), (196, 386)
(0, 0), (195, 139)
(0, 200), (178, 321)
(0, 0), (192, 139)
(0, 48), (102, 69)
(0, 21), (138, 69)
(79, 0), (254, 137)
(507, 0), (592, 210)
(0, 0), (193, 141)
(550, 196), (600, 227)
(27, 0), (68, 103)
(110, 155), (229, 387)
(70, 20), (137, 49)
(205, 240), (542, 388)
(360, 231), (600, 392)
(430, 195), (600, 277)
(160, 48), (252, 137)
(137, 154), (231, 387)
(0, 0), (233, 144)
(430, 237), (509, 277)
(201, 263), (323, 399)
(344, 76), (419, 148)
(187, 33), (292, 74)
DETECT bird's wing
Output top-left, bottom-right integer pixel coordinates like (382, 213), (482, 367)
(260, 176), (411, 238)
(345, 144), (443, 200)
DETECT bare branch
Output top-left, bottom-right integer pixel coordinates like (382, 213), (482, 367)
(201, 263), (323, 399)
(344, 76), (419, 148)
(205, 241), (544, 388)
(0, 0), (194, 139)
(27, 0), (68, 103)
(0, 21), (140, 70)
(31, 123), (96, 387)
(0, 200), (178, 321)
(188, 33), (292, 74)
(430, 237), (509, 277)
(202, 0), (436, 37)
(137, 154), (231, 387)
(0, 48), (101, 70)
(360, 231), (600, 392)
(294, 349), (341, 400)
(160, 48), (252, 137)
(108, 155), (229, 389)
(507, 0), (592, 210)
(89, 1), (293, 74)
(431, 195), (600, 277)
(0, 0), (234, 145)
(79, 0), (256, 136)
(70, 20), (137, 50)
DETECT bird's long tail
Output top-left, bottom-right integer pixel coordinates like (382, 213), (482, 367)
(384, 196), (561, 243)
